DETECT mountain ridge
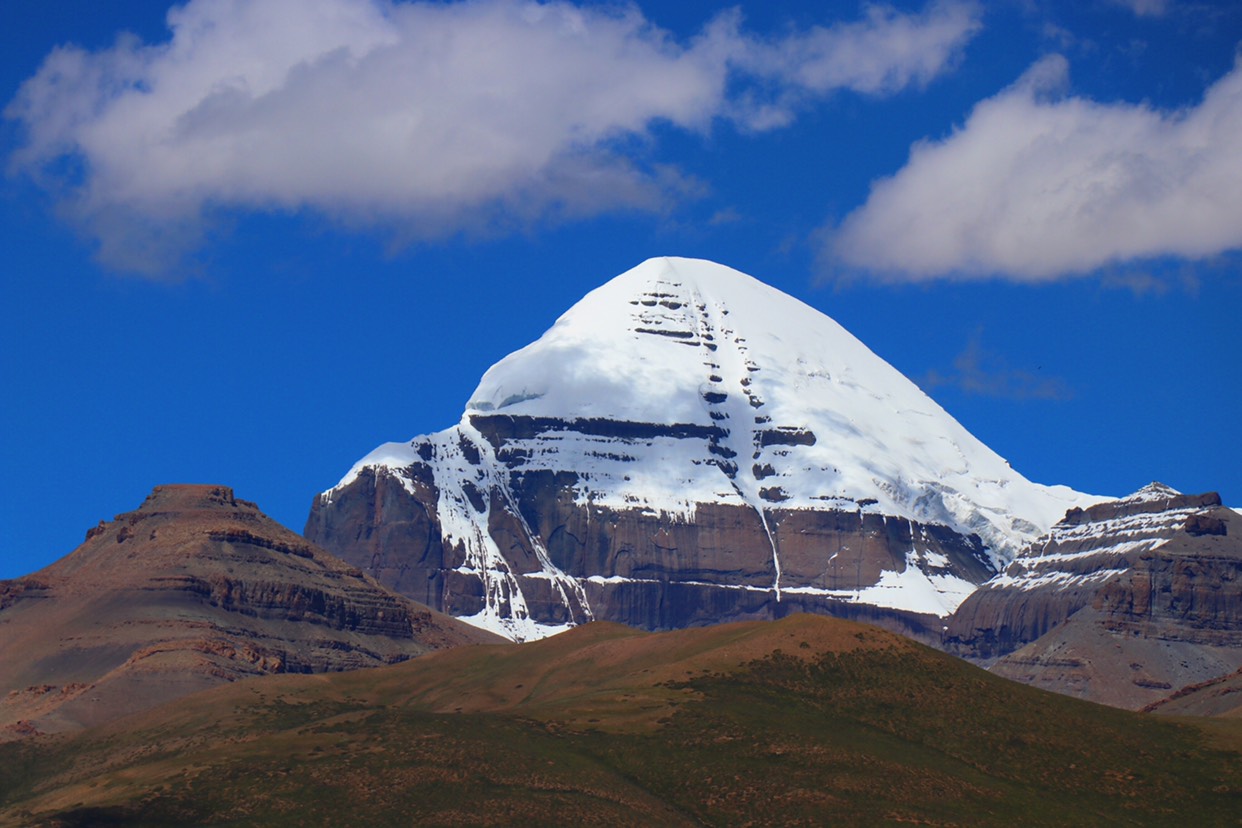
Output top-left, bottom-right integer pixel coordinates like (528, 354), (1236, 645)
(945, 482), (1242, 709)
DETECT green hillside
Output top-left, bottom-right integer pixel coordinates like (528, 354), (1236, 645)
(2, 615), (1239, 826)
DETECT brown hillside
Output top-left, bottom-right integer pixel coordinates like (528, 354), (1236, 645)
(0, 485), (498, 740)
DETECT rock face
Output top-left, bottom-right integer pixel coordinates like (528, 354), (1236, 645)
(943, 483), (1242, 709)
(308, 465), (997, 644)
(307, 257), (1096, 641)
(0, 485), (498, 740)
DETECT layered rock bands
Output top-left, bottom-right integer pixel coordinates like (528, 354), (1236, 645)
(0, 485), (495, 739)
(943, 484), (1242, 709)
(306, 417), (997, 643)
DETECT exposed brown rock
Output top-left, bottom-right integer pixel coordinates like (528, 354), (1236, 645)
(1142, 667), (1242, 717)
(1186, 513), (1228, 537)
(0, 484), (498, 739)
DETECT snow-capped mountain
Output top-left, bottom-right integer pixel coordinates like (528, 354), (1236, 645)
(307, 257), (1099, 641)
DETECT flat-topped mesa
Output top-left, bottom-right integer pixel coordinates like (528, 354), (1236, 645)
(308, 257), (1100, 641)
(66, 484), (310, 579)
(140, 483), (241, 509)
(995, 483), (1223, 590)
(84, 484), (247, 539)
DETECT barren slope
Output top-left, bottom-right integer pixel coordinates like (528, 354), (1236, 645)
(0, 485), (497, 739)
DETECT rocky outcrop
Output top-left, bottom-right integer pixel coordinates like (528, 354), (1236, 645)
(0, 485), (498, 739)
(943, 484), (1242, 709)
(1142, 667), (1242, 717)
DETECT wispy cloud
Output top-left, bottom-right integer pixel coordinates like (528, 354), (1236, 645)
(1109, 0), (1170, 17)
(828, 52), (1242, 282)
(921, 333), (1072, 401)
(5, 0), (980, 276)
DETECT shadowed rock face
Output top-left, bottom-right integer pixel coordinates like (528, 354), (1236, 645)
(0, 485), (497, 740)
(943, 484), (1242, 709)
(306, 446), (997, 644)
(305, 470), (447, 609)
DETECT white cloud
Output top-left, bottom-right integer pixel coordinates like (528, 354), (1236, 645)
(5, 0), (980, 275)
(830, 54), (1242, 282)
(717, 0), (982, 128)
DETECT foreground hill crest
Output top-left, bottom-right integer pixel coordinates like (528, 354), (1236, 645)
(5, 614), (1241, 825)
(308, 257), (1099, 640)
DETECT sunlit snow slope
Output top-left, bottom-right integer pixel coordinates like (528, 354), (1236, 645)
(464, 257), (1094, 556)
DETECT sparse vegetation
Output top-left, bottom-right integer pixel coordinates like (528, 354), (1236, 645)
(2, 616), (1240, 826)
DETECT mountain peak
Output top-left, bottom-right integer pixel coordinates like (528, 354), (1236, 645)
(464, 255), (866, 420)
(457, 256), (1094, 558)
(466, 256), (805, 423)
(1126, 482), (1182, 501)
(316, 257), (1104, 640)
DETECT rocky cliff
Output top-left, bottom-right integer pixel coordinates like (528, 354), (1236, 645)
(307, 462), (997, 644)
(0, 485), (497, 739)
(943, 483), (1242, 709)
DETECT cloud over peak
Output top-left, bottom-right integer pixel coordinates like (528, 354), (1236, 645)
(6, 0), (981, 275)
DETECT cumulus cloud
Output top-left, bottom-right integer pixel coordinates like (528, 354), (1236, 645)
(5, 0), (980, 275)
(830, 53), (1242, 282)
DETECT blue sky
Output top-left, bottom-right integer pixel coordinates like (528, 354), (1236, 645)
(2, 0), (1240, 579)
